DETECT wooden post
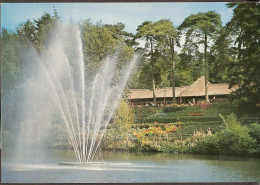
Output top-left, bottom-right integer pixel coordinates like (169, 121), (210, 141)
(130, 92), (133, 107)
(139, 106), (142, 122)
(164, 90), (167, 107)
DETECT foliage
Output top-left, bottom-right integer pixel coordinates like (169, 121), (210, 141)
(131, 124), (180, 152)
(102, 100), (135, 150)
(249, 123), (260, 144)
(206, 101), (237, 114)
(2, 10), (59, 96)
(135, 20), (178, 103)
(208, 27), (234, 83)
(163, 105), (185, 113)
(2, 6), (260, 156)
(188, 113), (206, 116)
(217, 114), (257, 155)
(81, 20), (134, 75)
(179, 11), (222, 102)
(226, 3), (260, 114)
(142, 115), (222, 123)
(1, 29), (23, 95)
(191, 134), (219, 154)
(157, 141), (190, 153)
(191, 114), (257, 155)
(17, 11), (59, 52)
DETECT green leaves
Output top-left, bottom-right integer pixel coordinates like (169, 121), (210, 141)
(226, 3), (260, 113)
(1, 29), (23, 95)
(193, 113), (257, 155)
(179, 11), (222, 53)
(81, 20), (134, 73)
(179, 11), (221, 36)
(17, 11), (59, 52)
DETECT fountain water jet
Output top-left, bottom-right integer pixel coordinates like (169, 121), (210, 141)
(9, 23), (139, 164)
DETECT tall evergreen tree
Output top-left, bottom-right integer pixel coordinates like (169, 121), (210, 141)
(154, 20), (179, 103)
(179, 11), (221, 102)
(226, 2), (260, 113)
(136, 20), (178, 104)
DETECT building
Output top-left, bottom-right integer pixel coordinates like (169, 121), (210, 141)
(128, 76), (237, 106)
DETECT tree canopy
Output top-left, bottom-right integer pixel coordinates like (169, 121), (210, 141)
(1, 3), (259, 112)
(179, 11), (222, 102)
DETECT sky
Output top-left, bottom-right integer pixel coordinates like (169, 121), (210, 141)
(1, 3), (233, 34)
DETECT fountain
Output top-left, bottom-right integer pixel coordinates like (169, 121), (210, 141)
(5, 23), (139, 165)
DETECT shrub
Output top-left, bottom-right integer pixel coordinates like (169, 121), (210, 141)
(102, 100), (135, 150)
(218, 114), (257, 155)
(133, 106), (163, 119)
(163, 106), (185, 113)
(249, 123), (260, 144)
(141, 115), (222, 123)
(192, 135), (220, 154)
(192, 114), (257, 155)
(156, 141), (190, 153)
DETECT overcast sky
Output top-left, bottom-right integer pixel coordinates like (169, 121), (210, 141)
(2, 3), (233, 34)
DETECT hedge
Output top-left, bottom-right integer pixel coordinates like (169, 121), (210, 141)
(163, 106), (185, 113)
(141, 115), (222, 123)
(130, 121), (224, 129)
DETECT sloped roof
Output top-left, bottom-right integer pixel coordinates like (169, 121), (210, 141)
(180, 76), (208, 97)
(128, 76), (236, 99)
(129, 86), (188, 99)
(180, 76), (236, 97)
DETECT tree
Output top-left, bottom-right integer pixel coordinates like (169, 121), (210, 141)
(226, 2), (260, 113)
(17, 11), (59, 53)
(1, 29), (23, 95)
(179, 11), (221, 102)
(154, 20), (179, 103)
(208, 27), (234, 83)
(135, 21), (158, 104)
(136, 20), (178, 104)
(102, 100), (135, 150)
(81, 20), (134, 75)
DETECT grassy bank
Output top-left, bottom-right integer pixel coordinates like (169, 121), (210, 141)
(102, 101), (260, 157)
(2, 101), (259, 157)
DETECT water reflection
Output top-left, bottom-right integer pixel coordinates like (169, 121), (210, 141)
(2, 149), (260, 183)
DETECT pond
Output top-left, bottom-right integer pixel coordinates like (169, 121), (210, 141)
(2, 149), (260, 183)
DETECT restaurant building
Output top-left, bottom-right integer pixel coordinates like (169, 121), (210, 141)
(128, 76), (236, 106)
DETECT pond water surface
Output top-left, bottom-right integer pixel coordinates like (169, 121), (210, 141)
(2, 149), (260, 183)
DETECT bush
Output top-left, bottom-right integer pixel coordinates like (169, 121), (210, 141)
(217, 114), (257, 155)
(141, 115), (222, 123)
(236, 101), (259, 115)
(249, 123), (260, 144)
(157, 141), (189, 153)
(163, 106), (185, 113)
(191, 114), (257, 155)
(102, 100), (135, 150)
(133, 106), (163, 119)
(192, 135), (220, 154)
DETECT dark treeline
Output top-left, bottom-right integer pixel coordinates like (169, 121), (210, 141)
(1, 3), (260, 114)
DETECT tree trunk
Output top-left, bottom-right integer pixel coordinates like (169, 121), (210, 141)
(150, 39), (156, 104)
(204, 34), (209, 103)
(171, 40), (176, 104)
(152, 73), (156, 104)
